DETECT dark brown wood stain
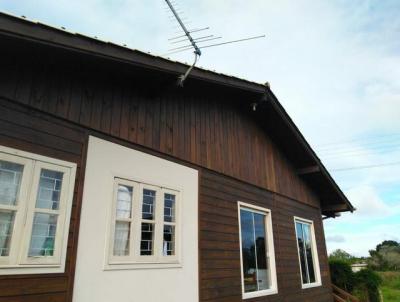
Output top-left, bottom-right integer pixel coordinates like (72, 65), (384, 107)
(0, 40), (332, 301)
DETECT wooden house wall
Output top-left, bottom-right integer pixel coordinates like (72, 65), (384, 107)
(0, 45), (332, 301)
(199, 169), (333, 302)
(0, 98), (333, 302)
(0, 99), (87, 302)
(0, 48), (320, 208)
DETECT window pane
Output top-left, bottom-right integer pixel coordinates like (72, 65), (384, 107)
(35, 169), (63, 210)
(254, 212), (270, 290)
(163, 225), (175, 256)
(113, 221), (130, 256)
(296, 222), (309, 284)
(303, 223), (316, 283)
(0, 211), (15, 256)
(240, 209), (258, 293)
(28, 213), (58, 256)
(140, 223), (154, 255)
(164, 193), (175, 222)
(116, 185), (133, 219)
(142, 189), (155, 220)
(0, 160), (23, 206)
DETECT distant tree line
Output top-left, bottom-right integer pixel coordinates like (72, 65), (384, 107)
(368, 240), (400, 271)
(329, 240), (400, 271)
(328, 240), (400, 302)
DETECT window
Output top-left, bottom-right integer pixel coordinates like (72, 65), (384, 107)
(294, 217), (321, 288)
(238, 202), (278, 299)
(0, 145), (76, 274)
(108, 178), (180, 267)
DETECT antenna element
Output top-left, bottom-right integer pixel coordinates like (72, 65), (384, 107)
(165, 0), (201, 86)
(164, 0), (266, 86)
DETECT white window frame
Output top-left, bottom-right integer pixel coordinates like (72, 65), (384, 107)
(0, 145), (76, 275)
(106, 177), (181, 270)
(293, 216), (322, 289)
(238, 201), (278, 299)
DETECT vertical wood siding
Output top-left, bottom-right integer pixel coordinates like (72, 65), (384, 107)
(0, 54), (319, 208)
(0, 47), (333, 301)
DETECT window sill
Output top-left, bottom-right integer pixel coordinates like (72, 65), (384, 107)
(242, 288), (278, 299)
(0, 264), (64, 275)
(104, 261), (182, 271)
(301, 282), (322, 289)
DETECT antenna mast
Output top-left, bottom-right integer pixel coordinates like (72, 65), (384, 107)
(164, 0), (266, 86)
(165, 0), (201, 86)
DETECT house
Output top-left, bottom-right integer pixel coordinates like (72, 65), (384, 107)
(0, 12), (354, 302)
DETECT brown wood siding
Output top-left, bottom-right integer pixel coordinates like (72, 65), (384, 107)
(0, 44), (334, 302)
(0, 99), (87, 302)
(199, 169), (333, 302)
(0, 98), (332, 302)
(0, 49), (320, 208)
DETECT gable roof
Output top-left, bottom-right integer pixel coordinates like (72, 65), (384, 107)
(0, 11), (354, 216)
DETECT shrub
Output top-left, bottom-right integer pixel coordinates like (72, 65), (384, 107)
(353, 269), (382, 302)
(329, 259), (355, 292)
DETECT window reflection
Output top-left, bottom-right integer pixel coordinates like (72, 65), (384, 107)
(295, 220), (317, 284)
(240, 209), (270, 293)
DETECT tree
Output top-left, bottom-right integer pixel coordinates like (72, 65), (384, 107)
(376, 240), (399, 252)
(329, 249), (355, 264)
(368, 240), (400, 271)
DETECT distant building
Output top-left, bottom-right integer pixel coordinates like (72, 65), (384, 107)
(351, 263), (368, 272)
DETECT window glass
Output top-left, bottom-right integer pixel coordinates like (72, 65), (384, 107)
(163, 225), (175, 256)
(35, 169), (63, 210)
(0, 211), (15, 256)
(112, 184), (133, 256)
(113, 221), (130, 256)
(0, 147), (76, 272)
(254, 212), (270, 290)
(0, 160), (23, 206)
(164, 193), (175, 222)
(295, 220), (318, 285)
(303, 223), (316, 283)
(240, 208), (270, 293)
(110, 179), (180, 264)
(140, 223), (154, 255)
(28, 213), (58, 256)
(116, 185), (133, 219)
(296, 222), (308, 283)
(142, 189), (155, 220)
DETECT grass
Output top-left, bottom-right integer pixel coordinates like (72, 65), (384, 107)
(378, 271), (400, 302)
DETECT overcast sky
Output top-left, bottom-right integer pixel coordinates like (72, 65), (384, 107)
(2, 0), (399, 256)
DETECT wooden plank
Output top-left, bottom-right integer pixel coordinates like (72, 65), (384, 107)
(110, 83), (122, 137)
(0, 100), (86, 302)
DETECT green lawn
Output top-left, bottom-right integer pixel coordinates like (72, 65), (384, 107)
(378, 271), (400, 302)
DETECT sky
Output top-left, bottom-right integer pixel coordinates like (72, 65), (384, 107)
(1, 0), (399, 257)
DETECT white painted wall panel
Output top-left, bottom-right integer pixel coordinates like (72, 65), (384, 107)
(73, 136), (198, 302)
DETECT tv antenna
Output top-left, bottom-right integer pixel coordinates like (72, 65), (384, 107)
(164, 0), (265, 86)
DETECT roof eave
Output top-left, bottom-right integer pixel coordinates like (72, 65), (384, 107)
(0, 11), (354, 213)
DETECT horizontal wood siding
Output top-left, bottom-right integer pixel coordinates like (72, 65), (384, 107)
(0, 50), (320, 208)
(199, 169), (333, 302)
(0, 44), (333, 302)
(0, 99), (87, 302)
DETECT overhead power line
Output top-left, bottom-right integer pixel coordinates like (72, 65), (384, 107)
(317, 139), (400, 153)
(319, 143), (400, 156)
(315, 133), (400, 149)
(319, 147), (400, 160)
(330, 161), (400, 172)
